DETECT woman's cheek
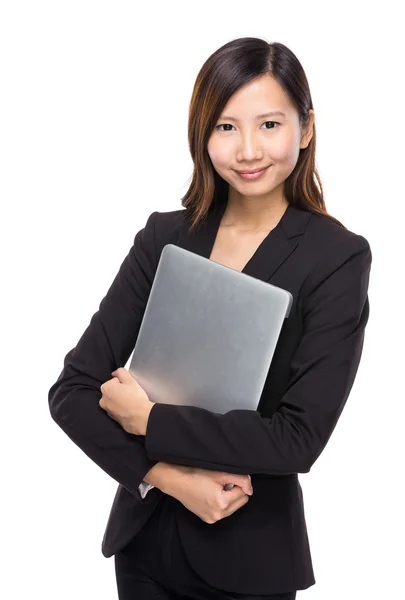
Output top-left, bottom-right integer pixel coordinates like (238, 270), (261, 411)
(277, 131), (302, 163)
(208, 143), (224, 166)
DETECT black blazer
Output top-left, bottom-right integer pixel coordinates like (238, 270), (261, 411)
(48, 198), (372, 596)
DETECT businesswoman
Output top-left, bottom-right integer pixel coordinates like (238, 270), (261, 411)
(48, 37), (372, 599)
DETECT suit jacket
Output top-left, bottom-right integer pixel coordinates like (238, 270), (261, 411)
(48, 197), (372, 595)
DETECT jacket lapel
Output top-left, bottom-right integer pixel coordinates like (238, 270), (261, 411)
(176, 198), (313, 284)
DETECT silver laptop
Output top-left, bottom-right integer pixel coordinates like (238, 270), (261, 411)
(128, 243), (292, 415)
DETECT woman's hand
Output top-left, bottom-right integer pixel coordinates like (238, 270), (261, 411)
(99, 367), (155, 435)
(169, 468), (254, 524)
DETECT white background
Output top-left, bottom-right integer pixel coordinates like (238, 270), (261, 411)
(1, 1), (403, 599)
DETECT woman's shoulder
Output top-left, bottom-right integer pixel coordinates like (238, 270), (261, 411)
(295, 210), (372, 307)
(153, 207), (186, 228)
(141, 208), (188, 263)
(152, 207), (186, 242)
(305, 209), (371, 258)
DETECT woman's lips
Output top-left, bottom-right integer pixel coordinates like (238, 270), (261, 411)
(235, 166), (270, 180)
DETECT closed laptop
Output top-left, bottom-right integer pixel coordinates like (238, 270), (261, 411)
(128, 243), (292, 414)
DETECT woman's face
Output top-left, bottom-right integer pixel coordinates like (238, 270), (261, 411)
(207, 73), (314, 199)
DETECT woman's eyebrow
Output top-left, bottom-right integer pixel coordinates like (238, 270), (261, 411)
(218, 111), (287, 121)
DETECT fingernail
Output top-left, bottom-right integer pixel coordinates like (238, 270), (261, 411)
(248, 487), (254, 495)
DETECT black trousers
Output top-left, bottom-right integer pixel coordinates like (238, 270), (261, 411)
(114, 494), (297, 600)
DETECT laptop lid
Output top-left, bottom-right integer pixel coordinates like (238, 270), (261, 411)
(128, 243), (292, 414)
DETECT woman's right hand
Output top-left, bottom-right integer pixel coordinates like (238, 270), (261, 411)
(167, 466), (254, 524)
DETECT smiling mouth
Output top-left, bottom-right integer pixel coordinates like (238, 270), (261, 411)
(235, 165), (271, 174)
(234, 165), (271, 180)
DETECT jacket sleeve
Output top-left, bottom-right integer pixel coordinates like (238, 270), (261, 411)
(48, 211), (161, 502)
(144, 234), (372, 475)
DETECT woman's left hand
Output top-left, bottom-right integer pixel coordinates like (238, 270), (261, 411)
(99, 367), (155, 435)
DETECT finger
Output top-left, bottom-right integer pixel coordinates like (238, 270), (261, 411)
(112, 367), (130, 382)
(105, 409), (117, 421)
(226, 475), (253, 496)
(220, 488), (250, 518)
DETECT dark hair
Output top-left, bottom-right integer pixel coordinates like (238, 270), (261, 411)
(180, 37), (345, 231)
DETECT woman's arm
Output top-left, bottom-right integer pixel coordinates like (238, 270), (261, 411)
(141, 462), (188, 493)
(143, 234), (372, 476)
(48, 211), (162, 501)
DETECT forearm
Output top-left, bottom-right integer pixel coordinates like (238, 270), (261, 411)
(143, 461), (191, 495)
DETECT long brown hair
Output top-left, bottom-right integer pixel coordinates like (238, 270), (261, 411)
(181, 37), (345, 231)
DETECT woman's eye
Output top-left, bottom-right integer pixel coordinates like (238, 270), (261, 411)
(215, 121), (279, 131)
(263, 121), (279, 129)
(216, 123), (234, 131)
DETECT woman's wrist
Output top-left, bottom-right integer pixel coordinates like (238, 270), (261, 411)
(143, 462), (192, 496)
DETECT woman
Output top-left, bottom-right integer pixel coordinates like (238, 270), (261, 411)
(48, 37), (372, 599)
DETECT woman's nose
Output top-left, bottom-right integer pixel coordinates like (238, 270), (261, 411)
(237, 134), (263, 161)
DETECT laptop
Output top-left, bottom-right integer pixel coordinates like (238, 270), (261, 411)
(128, 243), (292, 415)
